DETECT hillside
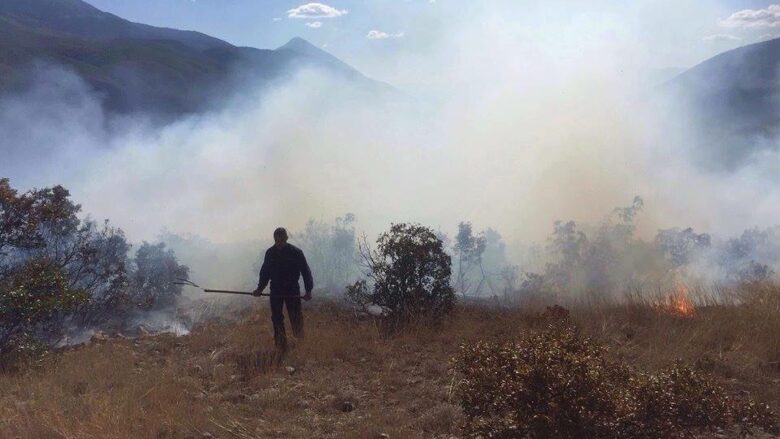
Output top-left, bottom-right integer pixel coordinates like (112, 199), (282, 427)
(0, 292), (778, 438)
(666, 38), (780, 169)
(0, 0), (384, 119)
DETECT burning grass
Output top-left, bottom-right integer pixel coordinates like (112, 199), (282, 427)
(0, 284), (778, 438)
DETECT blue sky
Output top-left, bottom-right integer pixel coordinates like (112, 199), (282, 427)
(86, 1), (780, 84)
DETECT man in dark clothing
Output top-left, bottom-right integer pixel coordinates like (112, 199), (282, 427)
(254, 227), (313, 350)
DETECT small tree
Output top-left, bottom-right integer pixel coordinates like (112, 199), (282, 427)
(452, 222), (486, 298)
(128, 242), (188, 311)
(297, 214), (358, 292)
(347, 223), (455, 331)
(0, 257), (87, 355)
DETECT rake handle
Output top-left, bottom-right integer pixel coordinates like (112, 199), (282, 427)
(203, 289), (303, 299)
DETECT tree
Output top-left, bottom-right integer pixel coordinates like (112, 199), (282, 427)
(128, 242), (188, 311)
(347, 223), (455, 331)
(297, 214), (357, 292)
(655, 227), (711, 268)
(452, 222), (486, 297)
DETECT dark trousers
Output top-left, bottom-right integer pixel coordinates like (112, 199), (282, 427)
(270, 294), (303, 349)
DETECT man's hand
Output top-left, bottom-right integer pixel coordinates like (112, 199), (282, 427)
(252, 288), (264, 297)
(303, 291), (312, 302)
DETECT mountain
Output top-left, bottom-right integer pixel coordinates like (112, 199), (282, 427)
(0, 0), (385, 119)
(665, 38), (780, 169)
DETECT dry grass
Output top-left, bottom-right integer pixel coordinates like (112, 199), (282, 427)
(0, 285), (778, 438)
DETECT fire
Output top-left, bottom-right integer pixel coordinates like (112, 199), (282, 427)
(660, 282), (696, 317)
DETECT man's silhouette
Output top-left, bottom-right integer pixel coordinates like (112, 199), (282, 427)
(254, 227), (313, 350)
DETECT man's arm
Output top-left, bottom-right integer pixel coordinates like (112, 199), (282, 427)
(299, 250), (314, 299)
(256, 249), (272, 295)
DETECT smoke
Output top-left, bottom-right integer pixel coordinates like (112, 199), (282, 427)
(1, 0), (780, 290)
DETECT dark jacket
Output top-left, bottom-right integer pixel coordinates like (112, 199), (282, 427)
(257, 244), (313, 294)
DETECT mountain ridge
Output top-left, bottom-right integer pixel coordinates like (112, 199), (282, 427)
(0, 0), (386, 120)
(665, 37), (780, 169)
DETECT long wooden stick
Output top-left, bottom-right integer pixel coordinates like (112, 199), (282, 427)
(175, 280), (303, 298)
(203, 288), (303, 299)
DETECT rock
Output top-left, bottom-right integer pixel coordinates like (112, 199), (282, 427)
(201, 433), (214, 439)
(379, 434), (390, 439)
(340, 401), (355, 412)
(91, 331), (109, 342)
(222, 391), (248, 403)
(285, 366), (296, 375)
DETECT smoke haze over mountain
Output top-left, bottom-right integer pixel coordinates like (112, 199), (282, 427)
(1, 0), (779, 267)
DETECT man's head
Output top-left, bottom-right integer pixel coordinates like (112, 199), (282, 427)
(273, 227), (288, 248)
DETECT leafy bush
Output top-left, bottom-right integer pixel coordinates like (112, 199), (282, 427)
(455, 308), (776, 438)
(0, 258), (87, 357)
(347, 223), (456, 331)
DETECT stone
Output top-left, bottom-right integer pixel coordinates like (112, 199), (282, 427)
(340, 401), (355, 412)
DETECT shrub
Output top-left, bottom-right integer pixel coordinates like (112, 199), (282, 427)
(347, 223), (456, 332)
(0, 258), (87, 357)
(128, 242), (189, 311)
(455, 308), (776, 438)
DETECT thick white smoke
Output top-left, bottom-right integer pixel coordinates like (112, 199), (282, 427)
(1, 0), (779, 273)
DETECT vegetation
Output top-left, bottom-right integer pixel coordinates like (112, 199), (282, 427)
(0, 179), (187, 365)
(0, 257), (87, 365)
(347, 223), (456, 332)
(129, 242), (189, 311)
(296, 214), (358, 293)
(0, 285), (778, 438)
(455, 306), (776, 438)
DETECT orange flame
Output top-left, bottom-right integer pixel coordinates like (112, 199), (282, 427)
(661, 283), (696, 317)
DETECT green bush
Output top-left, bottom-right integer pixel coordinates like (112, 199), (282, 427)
(0, 258), (87, 360)
(347, 223), (456, 332)
(455, 307), (776, 438)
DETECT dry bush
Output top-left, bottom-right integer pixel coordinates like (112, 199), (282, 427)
(455, 307), (777, 438)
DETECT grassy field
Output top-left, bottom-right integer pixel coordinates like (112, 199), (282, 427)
(0, 285), (778, 438)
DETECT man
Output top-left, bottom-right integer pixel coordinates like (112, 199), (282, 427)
(254, 227), (313, 350)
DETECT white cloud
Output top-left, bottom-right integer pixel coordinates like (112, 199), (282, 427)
(288, 3), (347, 19)
(305, 21), (323, 28)
(720, 4), (780, 28)
(702, 34), (742, 42)
(366, 30), (405, 40)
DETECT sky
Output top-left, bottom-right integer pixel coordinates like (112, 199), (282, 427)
(86, 0), (780, 86)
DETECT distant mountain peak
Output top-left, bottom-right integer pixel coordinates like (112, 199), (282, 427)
(276, 36), (364, 79)
(278, 37), (323, 55)
(0, 1), (389, 119)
